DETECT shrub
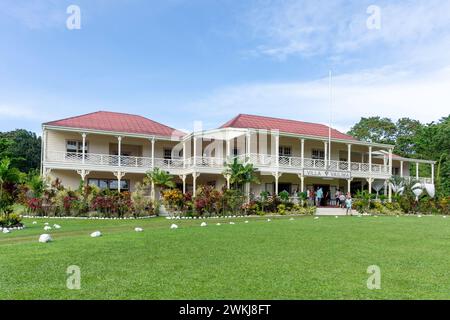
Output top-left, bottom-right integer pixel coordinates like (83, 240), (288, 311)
(195, 185), (222, 216)
(278, 190), (290, 202)
(277, 203), (286, 215)
(0, 213), (22, 227)
(162, 188), (184, 213)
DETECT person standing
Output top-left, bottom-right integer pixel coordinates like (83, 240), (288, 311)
(335, 189), (341, 207)
(316, 187), (323, 207)
(345, 193), (353, 215)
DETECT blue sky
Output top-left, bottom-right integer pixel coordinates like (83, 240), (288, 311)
(0, 0), (449, 134)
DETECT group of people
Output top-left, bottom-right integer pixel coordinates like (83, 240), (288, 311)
(307, 187), (353, 214)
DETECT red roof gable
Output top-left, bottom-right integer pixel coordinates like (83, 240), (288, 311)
(45, 111), (185, 138)
(220, 114), (356, 141)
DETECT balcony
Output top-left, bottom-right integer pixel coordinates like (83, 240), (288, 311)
(45, 151), (391, 178)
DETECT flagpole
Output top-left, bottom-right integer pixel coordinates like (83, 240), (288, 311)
(328, 70), (332, 168)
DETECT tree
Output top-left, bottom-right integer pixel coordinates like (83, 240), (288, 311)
(394, 118), (423, 157)
(347, 117), (396, 145)
(145, 168), (176, 190)
(223, 158), (259, 190)
(0, 158), (24, 215)
(0, 130), (41, 173)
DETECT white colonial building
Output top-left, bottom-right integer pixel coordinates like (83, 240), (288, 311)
(41, 111), (435, 203)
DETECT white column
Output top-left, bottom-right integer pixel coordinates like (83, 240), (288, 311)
(368, 178), (373, 194)
(180, 175), (187, 194)
(275, 134), (279, 167)
(416, 162), (419, 180)
(299, 175), (305, 193)
(151, 181), (155, 201)
(347, 179), (351, 194)
(226, 139), (231, 160)
(388, 149), (393, 176)
(151, 137), (155, 169)
(193, 136), (197, 166)
(114, 171), (124, 193)
(275, 174), (279, 195)
(368, 146), (372, 174)
(324, 141), (328, 167)
(117, 136), (122, 167)
(400, 161), (404, 177)
(347, 144), (352, 171)
(182, 141), (186, 169)
(431, 163), (435, 184)
(224, 174), (231, 189)
(193, 172), (199, 196)
(388, 181), (392, 203)
(300, 139), (305, 168)
(81, 133), (87, 165)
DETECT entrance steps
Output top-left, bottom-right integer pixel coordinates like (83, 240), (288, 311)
(315, 207), (356, 216)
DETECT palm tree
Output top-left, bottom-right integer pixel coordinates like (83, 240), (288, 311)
(0, 158), (23, 215)
(223, 158), (259, 190)
(145, 168), (176, 200)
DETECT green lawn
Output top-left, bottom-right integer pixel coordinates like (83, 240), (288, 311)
(1, 215), (450, 300)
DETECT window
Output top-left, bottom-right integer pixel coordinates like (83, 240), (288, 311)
(88, 179), (129, 192)
(312, 149), (325, 160)
(163, 149), (172, 160)
(66, 140), (88, 153)
(279, 146), (292, 157)
(393, 167), (400, 175)
(233, 148), (239, 156)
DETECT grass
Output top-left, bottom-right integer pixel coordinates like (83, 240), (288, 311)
(1, 215), (450, 300)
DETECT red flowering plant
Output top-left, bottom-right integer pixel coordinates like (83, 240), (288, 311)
(194, 186), (222, 216)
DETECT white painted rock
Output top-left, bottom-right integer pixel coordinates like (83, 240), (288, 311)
(53, 224), (61, 229)
(289, 218), (294, 221)
(165, 217), (172, 220)
(267, 219), (271, 222)
(200, 222), (207, 227)
(134, 227), (143, 232)
(245, 221), (249, 223)
(90, 231), (102, 237)
(229, 222), (235, 225)
(170, 224), (178, 229)
(44, 226), (52, 231)
(39, 234), (52, 243)
(314, 217), (319, 220)
(44, 222), (49, 226)
(216, 223), (221, 226)
(418, 215), (422, 218)
(335, 216), (339, 218)
(444, 216), (447, 219)
(32, 221), (37, 224)
(3, 229), (10, 234)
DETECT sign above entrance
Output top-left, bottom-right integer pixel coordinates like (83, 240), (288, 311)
(303, 169), (351, 179)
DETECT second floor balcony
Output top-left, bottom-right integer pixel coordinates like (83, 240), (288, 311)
(45, 150), (392, 177)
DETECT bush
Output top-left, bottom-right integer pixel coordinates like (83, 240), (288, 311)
(0, 213), (22, 227)
(277, 203), (286, 215)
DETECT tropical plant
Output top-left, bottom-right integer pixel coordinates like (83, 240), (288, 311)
(145, 168), (176, 190)
(26, 171), (47, 198)
(223, 158), (259, 190)
(0, 158), (24, 215)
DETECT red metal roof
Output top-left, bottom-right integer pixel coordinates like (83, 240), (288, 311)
(220, 114), (357, 141)
(45, 111), (185, 138)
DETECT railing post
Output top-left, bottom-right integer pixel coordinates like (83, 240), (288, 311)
(151, 136), (155, 169)
(368, 146), (372, 176)
(81, 132), (87, 165)
(324, 141), (328, 168)
(117, 136), (122, 167)
(183, 141), (186, 169)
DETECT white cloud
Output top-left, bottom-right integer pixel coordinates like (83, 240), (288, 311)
(246, 0), (450, 60)
(0, 0), (65, 29)
(186, 65), (450, 132)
